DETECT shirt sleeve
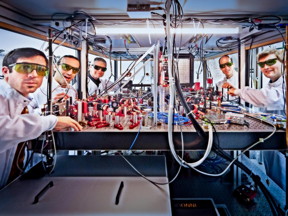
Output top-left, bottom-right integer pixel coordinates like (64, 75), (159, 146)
(236, 86), (283, 107)
(0, 114), (57, 153)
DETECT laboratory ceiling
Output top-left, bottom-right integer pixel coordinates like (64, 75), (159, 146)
(1, 0), (287, 58)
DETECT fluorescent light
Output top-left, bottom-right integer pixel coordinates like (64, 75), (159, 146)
(127, 11), (151, 18)
(96, 27), (165, 35)
(176, 27), (239, 34)
(96, 27), (239, 35)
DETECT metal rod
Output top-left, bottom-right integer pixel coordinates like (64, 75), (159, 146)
(47, 28), (53, 115)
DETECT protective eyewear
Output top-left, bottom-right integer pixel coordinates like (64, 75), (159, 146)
(219, 62), (233, 68)
(9, 63), (48, 76)
(61, 63), (80, 74)
(94, 65), (107, 72)
(257, 58), (277, 68)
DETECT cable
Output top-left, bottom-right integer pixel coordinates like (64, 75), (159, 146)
(213, 147), (281, 216)
(120, 119), (186, 186)
(48, 131), (57, 174)
(182, 124), (213, 168)
(205, 112), (281, 215)
(39, 131), (57, 174)
(128, 119), (142, 150)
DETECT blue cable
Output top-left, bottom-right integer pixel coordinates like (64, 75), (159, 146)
(149, 112), (190, 125)
(128, 121), (142, 150)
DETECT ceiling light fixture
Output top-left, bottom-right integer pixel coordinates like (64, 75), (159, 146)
(96, 27), (240, 35)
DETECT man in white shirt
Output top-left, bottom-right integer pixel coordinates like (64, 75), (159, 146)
(216, 55), (238, 101)
(88, 57), (114, 96)
(33, 55), (80, 111)
(0, 48), (82, 189)
(224, 49), (285, 114)
(223, 48), (286, 191)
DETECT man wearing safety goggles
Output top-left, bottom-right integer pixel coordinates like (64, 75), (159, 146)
(33, 55), (80, 110)
(223, 48), (285, 113)
(216, 55), (238, 101)
(0, 47), (82, 189)
(88, 57), (114, 96)
(223, 48), (286, 191)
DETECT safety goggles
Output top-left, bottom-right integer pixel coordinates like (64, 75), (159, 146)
(219, 62), (233, 68)
(257, 58), (277, 68)
(61, 63), (80, 74)
(94, 65), (107, 72)
(9, 63), (48, 76)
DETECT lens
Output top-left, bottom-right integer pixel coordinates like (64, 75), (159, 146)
(72, 68), (80, 74)
(266, 59), (277, 66)
(94, 65), (107, 72)
(35, 65), (48, 76)
(220, 62), (233, 68)
(257, 58), (277, 68)
(12, 63), (47, 76)
(61, 63), (79, 74)
(61, 63), (72, 71)
(257, 62), (265, 68)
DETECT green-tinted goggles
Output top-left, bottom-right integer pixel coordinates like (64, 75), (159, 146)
(219, 62), (233, 68)
(257, 58), (277, 68)
(61, 63), (80, 74)
(9, 63), (48, 76)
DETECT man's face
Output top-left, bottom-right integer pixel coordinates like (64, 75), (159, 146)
(258, 54), (282, 82)
(3, 56), (46, 97)
(54, 57), (80, 85)
(219, 56), (234, 79)
(90, 60), (107, 79)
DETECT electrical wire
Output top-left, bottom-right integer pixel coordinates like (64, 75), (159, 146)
(39, 131), (57, 174)
(201, 111), (282, 215)
(120, 120), (186, 186)
(182, 124), (213, 168)
(128, 119), (142, 150)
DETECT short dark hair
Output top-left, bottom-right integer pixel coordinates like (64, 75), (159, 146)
(94, 57), (106, 64)
(2, 47), (48, 67)
(57, 55), (80, 67)
(218, 55), (233, 65)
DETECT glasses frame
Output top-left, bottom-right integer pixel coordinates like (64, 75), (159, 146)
(219, 62), (233, 69)
(257, 58), (278, 68)
(94, 65), (107, 72)
(9, 63), (48, 76)
(61, 63), (80, 74)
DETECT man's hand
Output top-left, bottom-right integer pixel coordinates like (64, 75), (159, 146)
(222, 82), (234, 89)
(222, 82), (238, 96)
(53, 93), (70, 103)
(54, 116), (83, 131)
(228, 88), (237, 96)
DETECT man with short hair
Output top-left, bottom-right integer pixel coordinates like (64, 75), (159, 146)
(216, 55), (238, 101)
(0, 48), (82, 189)
(88, 57), (113, 96)
(224, 48), (285, 114)
(223, 48), (286, 191)
(33, 55), (80, 110)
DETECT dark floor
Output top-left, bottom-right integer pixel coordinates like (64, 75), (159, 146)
(165, 152), (276, 216)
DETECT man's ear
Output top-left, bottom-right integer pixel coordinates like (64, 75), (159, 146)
(2, 66), (10, 82)
(2, 66), (9, 75)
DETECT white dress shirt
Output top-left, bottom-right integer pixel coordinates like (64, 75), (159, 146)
(216, 72), (238, 101)
(87, 77), (114, 96)
(234, 75), (285, 114)
(32, 77), (77, 111)
(0, 80), (57, 189)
